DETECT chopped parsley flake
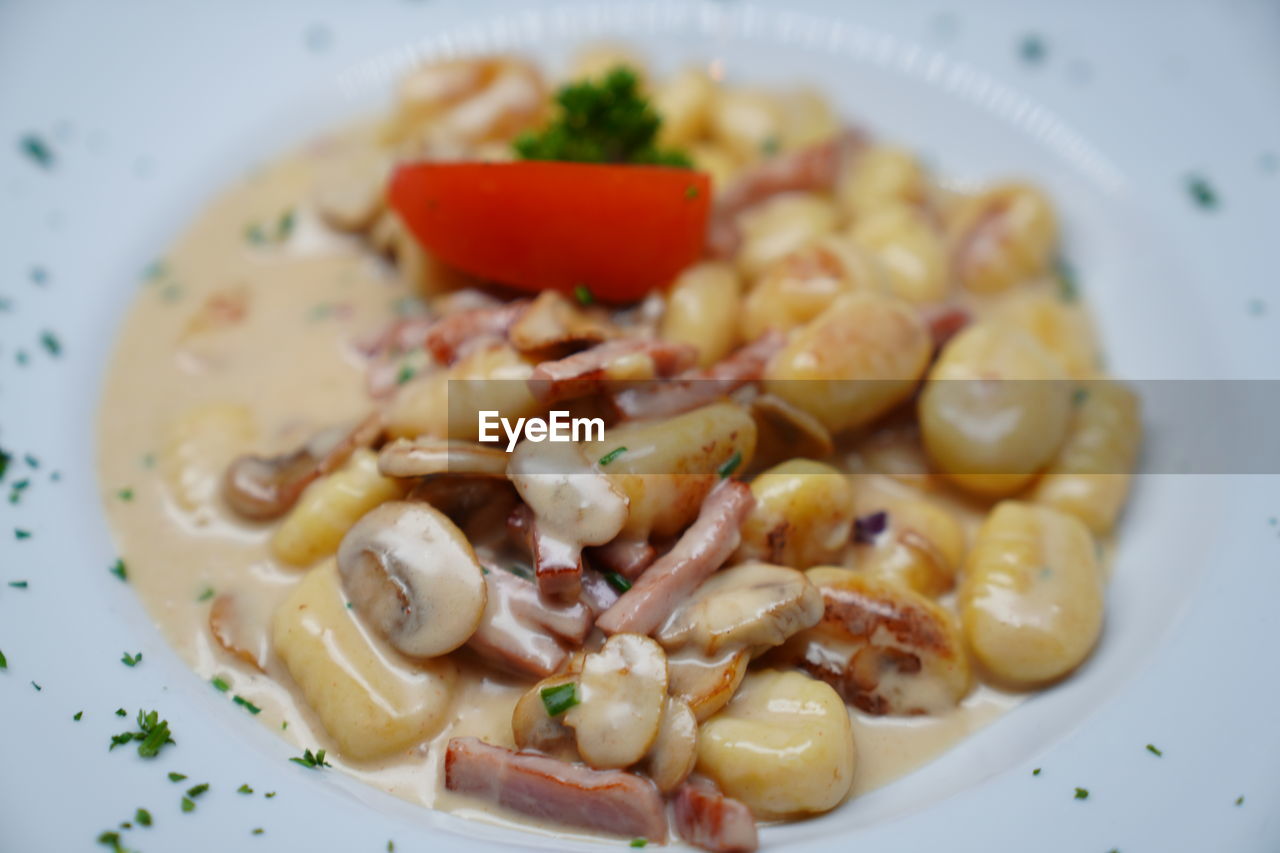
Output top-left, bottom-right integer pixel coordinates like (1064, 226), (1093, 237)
(1146, 743), (1162, 757)
(276, 208), (296, 241)
(23, 453), (38, 469)
(684, 184), (699, 200)
(135, 808), (152, 827)
(0, 449), (9, 480)
(20, 133), (55, 169)
(1236, 795), (1245, 806)
(168, 772), (187, 782)
(14, 529), (31, 540)
(631, 840), (648, 849)
(181, 797), (195, 813)
(245, 222), (268, 244)
(74, 711), (84, 721)
(116, 708), (127, 717)
(117, 487), (134, 501)
(109, 709), (175, 758)
(0, 649), (6, 669)
(573, 284), (595, 306)
(598, 446), (627, 466)
(1054, 257), (1079, 302)
(1186, 174), (1218, 210)
(1020, 34), (1047, 64)
(252, 828), (265, 836)
(8, 580), (28, 588)
(40, 330), (62, 357)
(760, 136), (780, 157)
(1074, 787), (1089, 800)
(716, 451), (742, 479)
(10, 478), (31, 504)
(186, 783), (209, 799)
(395, 363), (417, 385)
(31, 680), (42, 690)
(233, 695), (262, 715)
(238, 784), (254, 794)
(211, 677), (230, 692)
(540, 682), (579, 717)
(264, 791), (277, 799)
(290, 748), (331, 769)
(388, 842), (395, 852)
(514, 68), (690, 167)
(603, 571), (632, 593)
(1032, 767), (1041, 776)
(96, 831), (129, 853)
(121, 651), (143, 667)
(110, 559), (128, 582)
(197, 586), (215, 602)
(142, 259), (168, 281)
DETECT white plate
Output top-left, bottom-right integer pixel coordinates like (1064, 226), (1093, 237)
(2, 1), (1278, 851)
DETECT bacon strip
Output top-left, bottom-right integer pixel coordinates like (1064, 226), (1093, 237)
(708, 130), (866, 258)
(674, 777), (759, 853)
(528, 338), (698, 405)
(588, 537), (657, 581)
(611, 331), (784, 420)
(444, 738), (669, 842)
(423, 300), (528, 364)
(467, 567), (591, 677)
(596, 480), (754, 637)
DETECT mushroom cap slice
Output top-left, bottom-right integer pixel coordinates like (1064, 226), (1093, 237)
(644, 697), (698, 794)
(667, 647), (749, 723)
(512, 673), (579, 759)
(377, 438), (509, 479)
(564, 634), (668, 770)
(658, 561), (823, 657)
(337, 501), (486, 658)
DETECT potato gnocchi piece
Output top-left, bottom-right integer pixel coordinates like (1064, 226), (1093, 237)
(848, 204), (949, 304)
(272, 562), (457, 760)
(709, 88), (785, 162)
(991, 289), (1099, 379)
(697, 669), (855, 819)
(160, 402), (257, 517)
(271, 448), (405, 567)
(837, 145), (928, 220)
(735, 192), (839, 280)
(736, 460), (856, 569)
(657, 561), (823, 656)
(688, 142), (740, 191)
(918, 321), (1072, 496)
(784, 569), (971, 715)
(604, 402), (757, 540)
(961, 502), (1104, 685)
(949, 182), (1058, 294)
(853, 495), (966, 597)
(740, 235), (881, 340)
(1030, 382), (1141, 534)
(764, 292), (932, 434)
(777, 89), (841, 151)
(660, 261), (741, 367)
(653, 67), (714, 148)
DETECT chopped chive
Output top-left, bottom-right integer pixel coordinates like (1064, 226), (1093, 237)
(573, 284), (595, 306)
(603, 571), (632, 593)
(0, 448), (9, 480)
(540, 682), (579, 717)
(20, 133), (55, 169)
(135, 808), (152, 827)
(110, 559), (128, 582)
(8, 580), (28, 588)
(238, 784), (254, 794)
(598, 446), (627, 466)
(1146, 744), (1162, 757)
(1074, 787), (1089, 800)
(290, 748), (331, 769)
(760, 136), (780, 157)
(197, 586), (215, 602)
(683, 184), (699, 200)
(211, 676), (230, 693)
(264, 791), (277, 799)
(40, 330), (62, 357)
(31, 681), (41, 691)
(117, 487), (134, 501)
(1236, 795), (1245, 806)
(276, 208), (296, 241)
(1186, 174), (1218, 210)
(631, 840), (648, 848)
(14, 528), (31, 540)
(233, 695), (262, 715)
(0, 649), (6, 669)
(1054, 257), (1079, 303)
(168, 772), (187, 782)
(121, 651), (142, 667)
(245, 222), (268, 244)
(716, 451), (742, 479)
(252, 828), (265, 836)
(388, 842), (395, 852)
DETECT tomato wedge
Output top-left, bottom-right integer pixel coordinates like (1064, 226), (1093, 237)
(388, 161), (711, 303)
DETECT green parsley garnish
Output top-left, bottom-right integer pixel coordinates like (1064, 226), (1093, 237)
(760, 136), (780, 157)
(74, 711), (84, 721)
(395, 363), (417, 385)
(1072, 388), (1090, 406)
(181, 797), (195, 813)
(514, 68), (690, 167)
(197, 586), (215, 602)
(1146, 743), (1162, 757)
(20, 133), (55, 169)
(0, 448), (9, 480)
(117, 487), (134, 501)
(603, 571), (632, 593)
(573, 284), (595, 306)
(14, 528), (31, 540)
(122, 651), (143, 667)
(388, 842), (395, 852)
(252, 828), (265, 836)
(109, 709), (175, 758)
(598, 446), (627, 466)
(264, 791), (277, 799)
(290, 748), (331, 769)
(1186, 174), (1218, 210)
(684, 184), (699, 200)
(31, 680), (41, 691)
(233, 695), (263, 715)
(1032, 767), (1041, 776)
(1020, 34), (1047, 64)
(211, 676), (230, 692)
(540, 682), (579, 717)
(1054, 257), (1079, 303)
(186, 783), (209, 798)
(1236, 795), (1245, 806)
(116, 708), (128, 717)
(168, 772), (187, 782)
(135, 808), (152, 827)
(0, 649), (6, 669)
(96, 830), (128, 853)
(1074, 787), (1089, 800)
(716, 451), (742, 479)
(110, 559), (128, 582)
(40, 330), (62, 357)
(238, 784), (254, 794)
(631, 840), (648, 848)
(8, 580), (29, 588)
(276, 208), (296, 241)
(245, 222), (268, 244)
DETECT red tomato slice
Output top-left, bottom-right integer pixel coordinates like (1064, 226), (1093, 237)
(388, 161), (711, 303)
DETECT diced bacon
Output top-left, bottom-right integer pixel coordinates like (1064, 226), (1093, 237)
(444, 738), (669, 842)
(532, 522), (584, 602)
(579, 568), (622, 615)
(528, 338), (698, 405)
(467, 567), (582, 678)
(674, 777), (759, 853)
(596, 481), (754, 637)
(611, 331), (784, 420)
(423, 300), (528, 364)
(588, 537), (657, 581)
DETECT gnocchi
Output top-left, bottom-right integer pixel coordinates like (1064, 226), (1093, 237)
(735, 459), (856, 569)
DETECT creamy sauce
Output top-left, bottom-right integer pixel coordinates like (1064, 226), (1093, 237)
(98, 125), (1037, 839)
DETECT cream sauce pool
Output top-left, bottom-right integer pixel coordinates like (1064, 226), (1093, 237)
(97, 127), (1026, 841)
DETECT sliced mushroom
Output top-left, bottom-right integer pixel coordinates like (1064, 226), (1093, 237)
(222, 412), (382, 520)
(564, 634), (668, 770)
(780, 568), (971, 715)
(512, 672), (580, 759)
(527, 338), (698, 405)
(312, 152), (388, 233)
(658, 562), (823, 657)
(336, 501), (487, 658)
(377, 437), (509, 479)
(643, 696), (698, 794)
(750, 393), (834, 467)
(507, 290), (616, 353)
(208, 593), (268, 672)
(667, 647), (749, 722)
